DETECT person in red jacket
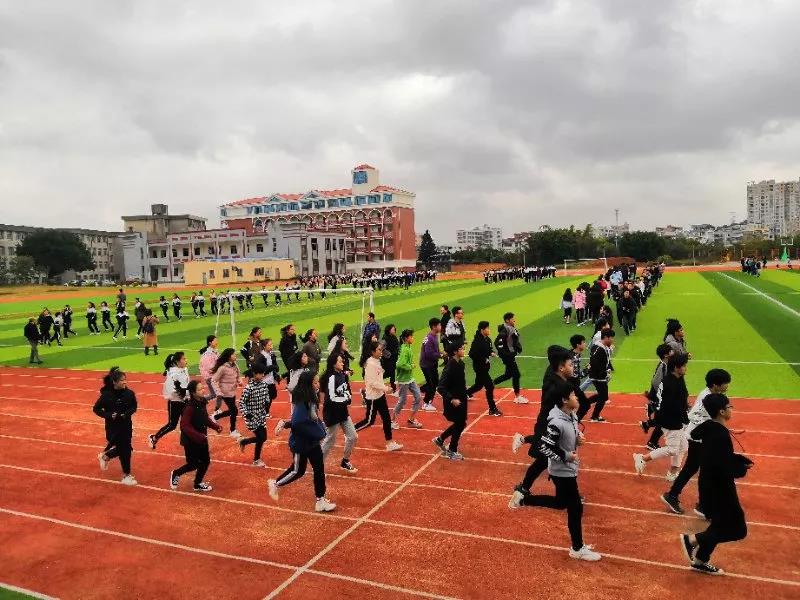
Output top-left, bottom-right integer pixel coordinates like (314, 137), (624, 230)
(170, 380), (222, 492)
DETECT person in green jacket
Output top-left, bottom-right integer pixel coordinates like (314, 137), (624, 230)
(392, 329), (423, 430)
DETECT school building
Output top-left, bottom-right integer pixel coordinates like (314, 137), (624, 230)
(182, 258), (296, 286)
(219, 164), (417, 272)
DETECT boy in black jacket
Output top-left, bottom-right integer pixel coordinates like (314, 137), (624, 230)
(584, 329), (615, 422)
(24, 318), (43, 364)
(433, 344), (469, 460)
(634, 353), (689, 481)
(641, 343), (673, 449)
(680, 393), (750, 575)
(466, 321), (501, 416)
(493, 312), (527, 404)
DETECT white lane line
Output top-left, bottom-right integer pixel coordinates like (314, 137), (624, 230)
(719, 272), (800, 318)
(2, 437), (797, 531)
(0, 507), (454, 599)
(366, 519), (800, 588)
(0, 581), (58, 600)
(261, 390), (512, 599)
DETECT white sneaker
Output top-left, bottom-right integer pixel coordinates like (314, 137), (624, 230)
(422, 403), (437, 412)
(121, 474), (138, 486)
(390, 420), (400, 430)
(229, 430), (242, 440)
(512, 433), (524, 454)
(508, 490), (524, 509)
(210, 411), (219, 424)
(513, 396), (529, 404)
(665, 470), (678, 482)
(569, 545), (601, 561)
(633, 453), (646, 475)
(268, 479), (279, 501)
(147, 434), (157, 450)
(386, 441), (403, 452)
(315, 497), (337, 512)
(98, 453), (108, 471)
(274, 419), (286, 437)
(253, 459), (266, 468)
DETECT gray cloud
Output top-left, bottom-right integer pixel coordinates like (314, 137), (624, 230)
(1, 0), (798, 243)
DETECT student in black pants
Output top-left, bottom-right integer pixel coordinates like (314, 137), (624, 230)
(493, 312), (527, 404)
(100, 301), (113, 331)
(380, 324), (399, 393)
(93, 367), (138, 486)
(148, 352), (190, 449)
(268, 371), (336, 513)
(86, 302), (100, 335)
(159, 296), (170, 321)
(419, 318), (442, 410)
(511, 347), (574, 495)
(433, 344), (469, 460)
(662, 369), (731, 516)
(580, 329), (615, 422)
(355, 340), (401, 451)
(112, 308), (129, 341)
(467, 321), (502, 416)
(170, 380), (222, 492)
(63, 305), (77, 337)
(508, 379), (601, 561)
(237, 363), (271, 467)
(679, 393), (750, 575)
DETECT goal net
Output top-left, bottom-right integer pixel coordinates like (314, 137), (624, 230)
(212, 287), (375, 358)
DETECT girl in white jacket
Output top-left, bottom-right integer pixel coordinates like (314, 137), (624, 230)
(148, 352), (190, 450)
(353, 340), (402, 452)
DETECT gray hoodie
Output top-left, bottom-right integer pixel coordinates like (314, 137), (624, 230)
(537, 406), (580, 477)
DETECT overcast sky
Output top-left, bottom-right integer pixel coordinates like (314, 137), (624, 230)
(1, 1), (799, 243)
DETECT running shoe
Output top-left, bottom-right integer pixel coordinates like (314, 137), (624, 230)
(147, 434), (157, 450)
(633, 453), (646, 475)
(267, 479), (279, 501)
(340, 459), (358, 474)
(569, 545), (601, 561)
(513, 396), (529, 404)
(422, 403), (437, 412)
(679, 534), (696, 564)
(252, 459), (266, 468)
(432, 437), (446, 453)
(315, 497), (337, 512)
(508, 490), (524, 510)
(511, 433), (525, 454)
(386, 441), (403, 452)
(448, 451), (464, 461)
(274, 419), (286, 437)
(691, 561), (724, 575)
(97, 453), (108, 471)
(170, 471), (179, 490)
(693, 505), (707, 520)
(194, 482), (213, 492)
(390, 420), (400, 430)
(120, 474), (138, 486)
(661, 493), (684, 515)
(488, 408), (503, 417)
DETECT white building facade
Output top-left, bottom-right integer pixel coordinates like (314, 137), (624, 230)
(456, 225), (503, 251)
(747, 179), (800, 239)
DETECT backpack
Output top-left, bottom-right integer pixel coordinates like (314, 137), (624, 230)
(142, 319), (155, 334)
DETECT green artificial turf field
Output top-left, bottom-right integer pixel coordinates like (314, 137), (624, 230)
(1, 270), (798, 399)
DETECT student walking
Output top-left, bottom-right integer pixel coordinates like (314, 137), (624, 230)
(561, 288), (573, 324)
(467, 321), (502, 416)
(432, 344), (469, 460)
(664, 318), (689, 357)
(159, 296), (170, 321)
(493, 312), (528, 404)
(320, 353), (359, 473)
(354, 340), (403, 451)
(86, 302), (100, 335)
(93, 367), (138, 486)
(267, 371), (336, 512)
(443, 306), (466, 353)
(661, 369), (731, 516)
(199, 335), (221, 411)
(392, 329), (423, 430)
(24, 318), (43, 364)
(238, 363), (272, 467)
(573, 286), (587, 325)
(301, 329), (321, 374)
(210, 348), (242, 439)
(419, 318), (443, 411)
(148, 352), (190, 450)
(679, 393), (750, 575)
(141, 310), (159, 356)
(508, 380), (601, 562)
(170, 380), (223, 492)
(134, 300), (147, 338)
(582, 329), (615, 422)
(63, 305), (77, 337)
(172, 294), (182, 320)
(634, 354), (690, 481)
(380, 324), (399, 393)
(100, 301), (113, 331)
(37, 309), (53, 345)
(279, 323), (299, 380)
(640, 344), (673, 449)
(112, 307), (129, 341)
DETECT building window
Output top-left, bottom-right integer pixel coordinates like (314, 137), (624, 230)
(173, 267), (179, 277)
(230, 245), (237, 255)
(311, 238), (318, 251)
(160, 250), (166, 258)
(368, 195), (380, 204)
(340, 197), (352, 207)
(256, 243), (263, 253)
(383, 194), (392, 203)
(315, 200), (326, 209)
(172, 248), (177, 258)
(208, 269), (215, 279)
(182, 248), (189, 257)
(266, 204), (276, 213)
(223, 268), (230, 278)
(151, 250), (158, 259)
(278, 203), (287, 212)
(355, 196), (367, 206)
(325, 238), (331, 251)
(289, 203), (299, 211)
(194, 247), (200, 256)
(254, 267), (265, 277)
(301, 201), (312, 210)
(161, 268), (167, 278)
(273, 240), (277, 252)
(327, 198), (340, 208)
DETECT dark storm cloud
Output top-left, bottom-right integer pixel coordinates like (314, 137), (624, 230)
(0, 0), (798, 241)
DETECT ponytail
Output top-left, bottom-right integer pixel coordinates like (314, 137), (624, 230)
(301, 328), (315, 343)
(199, 334), (216, 355)
(101, 366), (125, 392)
(162, 351), (185, 376)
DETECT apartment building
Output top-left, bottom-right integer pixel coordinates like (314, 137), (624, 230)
(456, 225), (503, 251)
(747, 179), (800, 239)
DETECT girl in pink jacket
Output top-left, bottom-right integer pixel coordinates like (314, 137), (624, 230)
(211, 348), (242, 439)
(573, 288), (587, 325)
(199, 335), (221, 411)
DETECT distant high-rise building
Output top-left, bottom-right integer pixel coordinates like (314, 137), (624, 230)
(456, 225), (503, 251)
(746, 179), (800, 239)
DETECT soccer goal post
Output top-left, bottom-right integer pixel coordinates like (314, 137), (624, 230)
(212, 287), (375, 354)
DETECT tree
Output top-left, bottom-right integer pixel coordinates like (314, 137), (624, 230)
(418, 230), (437, 267)
(16, 230), (94, 278)
(618, 231), (666, 262)
(9, 255), (37, 283)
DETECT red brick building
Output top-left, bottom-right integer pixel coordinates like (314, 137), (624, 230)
(219, 164), (416, 272)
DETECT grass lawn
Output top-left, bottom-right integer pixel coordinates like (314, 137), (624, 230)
(1, 271), (798, 399)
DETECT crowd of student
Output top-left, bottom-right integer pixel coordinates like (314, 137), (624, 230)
(28, 262), (751, 577)
(482, 266), (557, 283)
